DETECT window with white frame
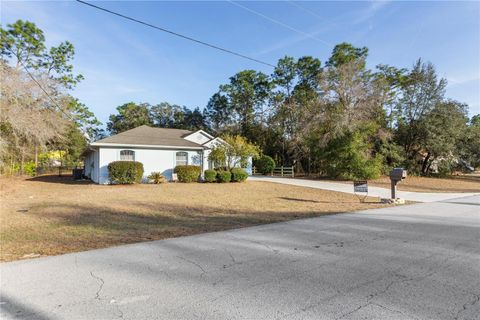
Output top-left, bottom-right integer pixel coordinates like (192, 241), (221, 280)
(120, 150), (135, 161)
(176, 152), (188, 166)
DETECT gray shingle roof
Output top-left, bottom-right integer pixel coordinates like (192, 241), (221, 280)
(91, 125), (204, 148)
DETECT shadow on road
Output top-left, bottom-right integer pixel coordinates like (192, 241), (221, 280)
(0, 294), (54, 320)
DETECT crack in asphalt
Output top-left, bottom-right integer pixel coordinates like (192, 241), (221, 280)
(176, 256), (207, 276)
(114, 303), (125, 319)
(332, 254), (457, 320)
(89, 271), (105, 301)
(228, 235), (280, 254)
(454, 292), (480, 320)
(278, 251), (455, 320)
(370, 302), (418, 319)
(335, 303), (370, 320)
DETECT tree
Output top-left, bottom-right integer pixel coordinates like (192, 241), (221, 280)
(204, 92), (232, 133)
(200, 44), (474, 179)
(419, 100), (468, 174)
(0, 20), (97, 173)
(218, 70), (272, 140)
(326, 42), (368, 68)
(1, 20), (83, 87)
(54, 124), (88, 166)
(182, 107), (207, 131)
(1, 19), (45, 69)
(394, 59), (447, 171)
(273, 56), (297, 97)
(67, 98), (102, 140)
(144, 102), (208, 131)
(208, 135), (260, 169)
(318, 125), (383, 180)
(107, 102), (153, 134)
(207, 147), (227, 169)
(39, 41), (84, 89)
(270, 56), (322, 168)
(0, 62), (68, 172)
(459, 115), (480, 168)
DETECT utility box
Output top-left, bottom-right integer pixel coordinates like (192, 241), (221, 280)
(72, 168), (83, 180)
(389, 168), (407, 199)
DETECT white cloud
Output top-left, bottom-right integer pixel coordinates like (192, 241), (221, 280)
(352, 0), (392, 25)
(447, 76), (480, 87)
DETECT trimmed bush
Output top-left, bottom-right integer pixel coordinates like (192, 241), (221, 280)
(23, 161), (36, 176)
(204, 169), (217, 182)
(174, 165), (201, 183)
(148, 172), (166, 184)
(230, 167), (248, 182)
(216, 170), (231, 183)
(255, 155), (276, 175)
(108, 161), (144, 184)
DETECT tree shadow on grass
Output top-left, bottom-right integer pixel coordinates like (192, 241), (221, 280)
(27, 175), (93, 185)
(24, 201), (347, 240)
(278, 196), (381, 204)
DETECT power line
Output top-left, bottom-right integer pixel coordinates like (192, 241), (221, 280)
(228, 0), (331, 47)
(286, 0), (337, 27)
(75, 0), (275, 68)
(18, 60), (76, 122)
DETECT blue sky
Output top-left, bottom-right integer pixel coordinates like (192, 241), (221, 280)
(2, 1), (479, 124)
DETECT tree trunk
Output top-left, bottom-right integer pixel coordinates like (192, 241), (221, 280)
(34, 145), (38, 170)
(20, 151), (25, 175)
(421, 152), (431, 175)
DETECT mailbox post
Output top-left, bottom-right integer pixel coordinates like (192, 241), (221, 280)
(389, 168), (407, 199)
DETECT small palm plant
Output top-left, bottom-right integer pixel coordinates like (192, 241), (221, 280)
(148, 172), (166, 184)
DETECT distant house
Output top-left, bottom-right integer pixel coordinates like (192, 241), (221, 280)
(83, 125), (252, 184)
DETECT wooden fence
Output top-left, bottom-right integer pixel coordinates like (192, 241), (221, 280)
(36, 166), (79, 176)
(252, 166), (294, 178)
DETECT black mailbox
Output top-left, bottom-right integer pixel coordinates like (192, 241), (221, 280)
(389, 168), (407, 199)
(390, 168), (407, 181)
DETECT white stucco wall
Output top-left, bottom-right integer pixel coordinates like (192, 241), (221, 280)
(83, 150), (99, 182)
(84, 153), (92, 178)
(96, 147), (203, 184)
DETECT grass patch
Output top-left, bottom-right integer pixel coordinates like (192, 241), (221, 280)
(0, 175), (391, 262)
(366, 175), (480, 193)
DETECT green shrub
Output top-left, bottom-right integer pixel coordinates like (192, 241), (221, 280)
(255, 155), (275, 175)
(23, 161), (36, 176)
(437, 159), (455, 177)
(230, 167), (248, 182)
(216, 170), (231, 183)
(147, 172), (166, 184)
(204, 169), (217, 182)
(108, 161), (144, 184)
(174, 165), (201, 182)
(322, 130), (382, 180)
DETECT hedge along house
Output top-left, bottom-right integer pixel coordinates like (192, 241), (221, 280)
(83, 125), (253, 184)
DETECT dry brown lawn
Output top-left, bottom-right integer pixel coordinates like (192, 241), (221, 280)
(0, 175), (391, 262)
(296, 174), (480, 193)
(365, 175), (480, 193)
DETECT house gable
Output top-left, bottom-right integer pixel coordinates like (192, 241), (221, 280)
(203, 137), (227, 149)
(183, 130), (215, 145)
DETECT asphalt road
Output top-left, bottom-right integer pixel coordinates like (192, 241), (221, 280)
(1, 196), (479, 320)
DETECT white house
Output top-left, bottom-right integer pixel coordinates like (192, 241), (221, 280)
(83, 125), (252, 184)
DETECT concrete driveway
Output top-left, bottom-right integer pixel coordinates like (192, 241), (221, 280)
(249, 176), (479, 202)
(1, 196), (479, 320)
